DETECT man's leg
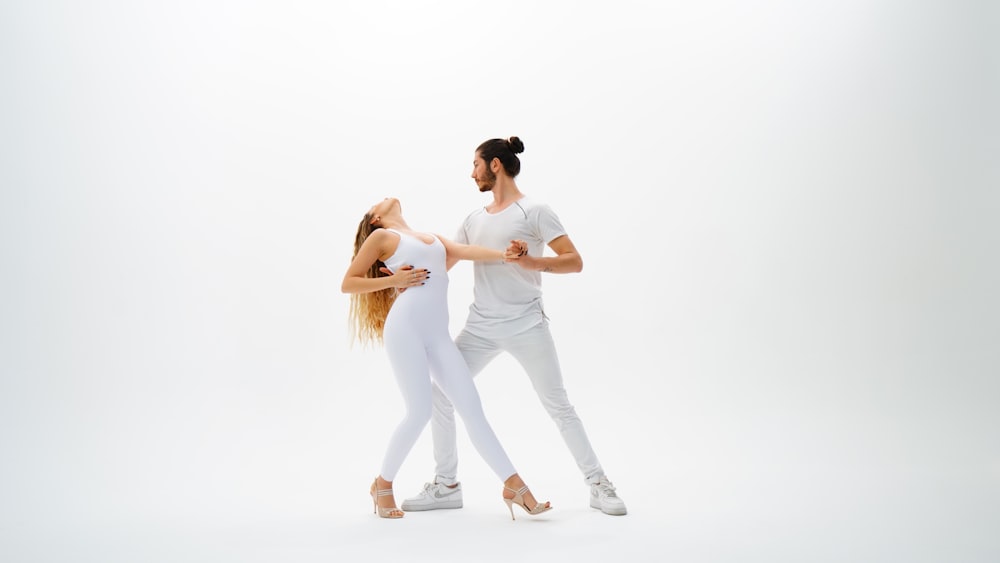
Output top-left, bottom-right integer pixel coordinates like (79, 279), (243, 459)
(505, 321), (627, 515)
(504, 321), (604, 482)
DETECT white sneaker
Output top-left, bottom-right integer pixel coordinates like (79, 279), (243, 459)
(590, 477), (627, 515)
(400, 481), (463, 511)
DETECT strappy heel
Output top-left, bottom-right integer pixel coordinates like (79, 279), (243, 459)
(371, 478), (404, 519)
(502, 485), (552, 520)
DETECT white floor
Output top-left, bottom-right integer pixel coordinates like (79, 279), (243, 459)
(3, 348), (998, 562)
(5, 454), (997, 563)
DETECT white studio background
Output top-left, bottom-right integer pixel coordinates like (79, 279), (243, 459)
(1, 1), (998, 562)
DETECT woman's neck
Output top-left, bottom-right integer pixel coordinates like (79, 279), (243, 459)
(380, 218), (410, 231)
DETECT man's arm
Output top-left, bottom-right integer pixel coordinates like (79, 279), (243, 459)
(509, 234), (583, 273)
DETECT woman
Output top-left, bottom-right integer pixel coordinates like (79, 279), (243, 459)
(341, 197), (551, 520)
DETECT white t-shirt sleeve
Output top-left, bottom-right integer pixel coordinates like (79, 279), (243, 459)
(454, 215), (470, 245)
(532, 203), (568, 245)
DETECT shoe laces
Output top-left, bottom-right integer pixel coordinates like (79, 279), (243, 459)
(595, 479), (617, 497)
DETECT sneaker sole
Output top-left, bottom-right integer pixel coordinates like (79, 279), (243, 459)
(400, 500), (463, 511)
(590, 498), (627, 516)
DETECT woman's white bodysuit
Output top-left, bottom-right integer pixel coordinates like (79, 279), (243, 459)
(379, 229), (516, 482)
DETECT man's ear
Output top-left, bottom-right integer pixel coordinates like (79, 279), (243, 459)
(491, 157), (502, 173)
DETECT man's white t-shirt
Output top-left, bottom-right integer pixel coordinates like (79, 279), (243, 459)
(454, 197), (567, 339)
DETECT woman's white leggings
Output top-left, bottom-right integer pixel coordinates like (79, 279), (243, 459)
(379, 293), (516, 483)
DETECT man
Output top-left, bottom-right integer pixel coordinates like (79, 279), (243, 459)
(400, 136), (627, 516)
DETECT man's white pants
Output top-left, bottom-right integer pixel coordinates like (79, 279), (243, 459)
(430, 320), (605, 485)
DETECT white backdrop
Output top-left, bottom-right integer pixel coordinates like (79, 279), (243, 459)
(2, 1), (998, 562)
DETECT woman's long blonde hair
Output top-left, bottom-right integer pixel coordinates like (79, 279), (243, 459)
(348, 213), (396, 346)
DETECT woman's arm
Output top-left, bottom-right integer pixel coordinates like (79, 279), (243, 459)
(341, 230), (429, 293)
(437, 235), (505, 263)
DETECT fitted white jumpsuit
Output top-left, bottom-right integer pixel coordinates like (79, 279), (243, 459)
(378, 229), (516, 482)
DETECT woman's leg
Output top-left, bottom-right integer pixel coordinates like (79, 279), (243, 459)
(427, 334), (516, 482)
(429, 329), (502, 484)
(380, 327), (433, 482)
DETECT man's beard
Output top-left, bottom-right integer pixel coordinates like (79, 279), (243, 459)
(478, 168), (496, 192)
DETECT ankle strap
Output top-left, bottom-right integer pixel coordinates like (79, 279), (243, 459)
(376, 489), (394, 497)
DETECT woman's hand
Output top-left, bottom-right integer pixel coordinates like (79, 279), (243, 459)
(380, 264), (429, 291)
(503, 239), (528, 262)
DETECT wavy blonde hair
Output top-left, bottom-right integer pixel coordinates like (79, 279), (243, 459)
(348, 213), (396, 346)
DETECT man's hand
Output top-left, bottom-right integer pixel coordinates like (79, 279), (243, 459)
(503, 239), (528, 262)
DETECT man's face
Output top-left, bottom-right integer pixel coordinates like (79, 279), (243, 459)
(471, 153), (496, 192)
